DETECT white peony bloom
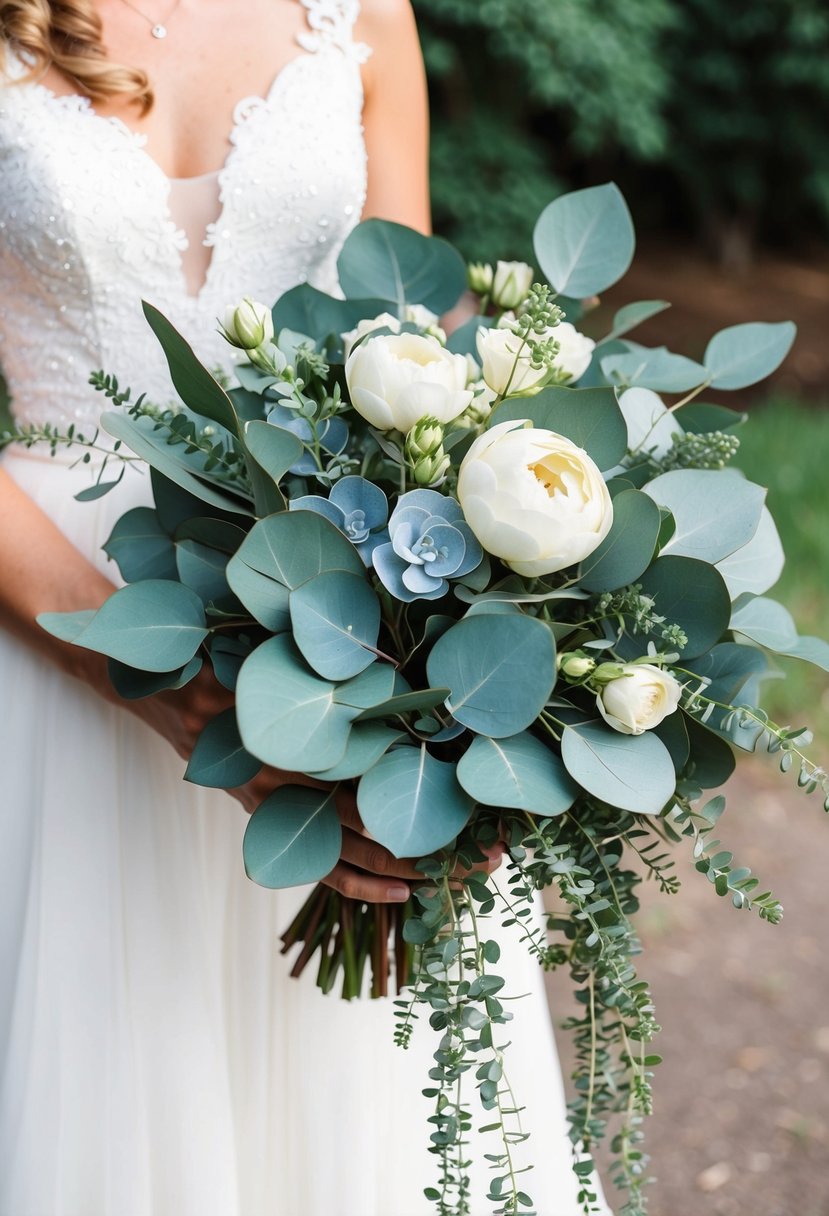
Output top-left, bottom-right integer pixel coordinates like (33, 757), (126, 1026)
(476, 326), (549, 397)
(345, 332), (473, 432)
(491, 260), (534, 310)
(596, 664), (682, 735)
(551, 321), (595, 382)
(220, 298), (274, 351)
(342, 306), (445, 359)
(457, 419), (614, 576)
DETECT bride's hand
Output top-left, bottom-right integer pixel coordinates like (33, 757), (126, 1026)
(130, 666), (504, 904)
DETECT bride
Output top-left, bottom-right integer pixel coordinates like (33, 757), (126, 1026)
(0, 2), (610, 1212)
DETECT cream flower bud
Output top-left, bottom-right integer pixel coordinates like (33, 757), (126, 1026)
(468, 262), (494, 295)
(596, 664), (682, 736)
(550, 321), (595, 383)
(476, 326), (548, 397)
(457, 419), (614, 576)
(345, 333), (473, 432)
(558, 652), (597, 680)
(220, 298), (274, 351)
(491, 261), (534, 310)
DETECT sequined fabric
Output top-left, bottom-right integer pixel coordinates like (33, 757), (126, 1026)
(0, 1), (369, 434)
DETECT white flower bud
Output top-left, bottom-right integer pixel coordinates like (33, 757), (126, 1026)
(220, 298), (274, 351)
(491, 261), (534, 310)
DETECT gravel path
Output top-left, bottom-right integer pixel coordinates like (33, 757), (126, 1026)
(545, 766), (829, 1216)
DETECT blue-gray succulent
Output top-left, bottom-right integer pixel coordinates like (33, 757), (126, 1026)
(290, 476), (389, 565)
(372, 489), (483, 602)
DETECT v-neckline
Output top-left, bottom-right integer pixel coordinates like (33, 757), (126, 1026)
(25, 49), (326, 302)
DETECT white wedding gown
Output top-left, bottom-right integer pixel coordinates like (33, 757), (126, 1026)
(0, 4), (610, 1214)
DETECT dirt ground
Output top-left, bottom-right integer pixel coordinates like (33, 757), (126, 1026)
(593, 243), (829, 403)
(546, 766), (829, 1216)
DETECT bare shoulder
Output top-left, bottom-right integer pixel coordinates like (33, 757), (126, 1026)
(355, 0), (418, 40)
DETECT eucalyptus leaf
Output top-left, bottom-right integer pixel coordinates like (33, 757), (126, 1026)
(354, 687), (452, 722)
(185, 707), (262, 789)
(357, 746), (474, 858)
(243, 419), (304, 514)
(637, 556), (731, 660)
(426, 614), (556, 738)
(684, 716), (737, 788)
(715, 507), (784, 599)
(229, 508), (364, 592)
(243, 786), (342, 888)
(686, 642), (769, 706)
(39, 580), (208, 672)
(338, 220), (467, 314)
(643, 469), (766, 563)
(103, 507), (178, 582)
(236, 635), (357, 771)
(447, 315), (495, 358)
(175, 539), (230, 605)
(107, 655), (203, 700)
(457, 733), (576, 814)
(143, 302), (240, 435)
(332, 661), (398, 710)
(490, 386), (627, 472)
(308, 724), (404, 780)
(601, 346), (708, 393)
(602, 300), (670, 344)
(271, 285), (393, 348)
(533, 183), (635, 297)
(102, 411), (252, 516)
(578, 490), (661, 592)
(561, 721), (676, 814)
(703, 322), (797, 390)
(173, 518), (247, 555)
(675, 403), (747, 434)
(289, 569), (380, 681)
(730, 596), (798, 653)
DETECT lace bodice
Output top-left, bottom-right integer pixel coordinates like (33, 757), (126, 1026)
(0, 0), (370, 434)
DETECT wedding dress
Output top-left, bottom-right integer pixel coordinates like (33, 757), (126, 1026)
(0, 4), (611, 1213)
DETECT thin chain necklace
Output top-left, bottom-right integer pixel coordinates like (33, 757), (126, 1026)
(118, 0), (182, 40)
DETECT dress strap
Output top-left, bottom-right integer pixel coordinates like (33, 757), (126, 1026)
(297, 0), (372, 63)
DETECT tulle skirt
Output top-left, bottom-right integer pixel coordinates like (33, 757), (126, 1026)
(0, 447), (609, 1216)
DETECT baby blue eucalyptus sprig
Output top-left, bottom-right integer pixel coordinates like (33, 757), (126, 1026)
(289, 476), (389, 566)
(372, 488), (484, 603)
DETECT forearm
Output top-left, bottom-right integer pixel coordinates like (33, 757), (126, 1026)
(0, 468), (117, 696)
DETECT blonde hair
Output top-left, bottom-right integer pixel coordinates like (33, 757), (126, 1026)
(0, 0), (152, 112)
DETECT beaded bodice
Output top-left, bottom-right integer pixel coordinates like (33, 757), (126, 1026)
(0, 0), (369, 433)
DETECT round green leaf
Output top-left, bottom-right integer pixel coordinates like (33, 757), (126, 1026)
(337, 219), (467, 313)
(601, 347), (708, 393)
(703, 322), (797, 391)
(357, 746), (474, 858)
(40, 580), (208, 672)
(643, 469), (766, 564)
(236, 636), (356, 771)
(457, 733), (576, 814)
(730, 595), (798, 653)
(603, 300), (670, 344)
(290, 570), (380, 681)
(490, 386), (627, 473)
(426, 614), (556, 738)
(184, 707), (261, 789)
(715, 506), (784, 600)
(684, 717), (736, 788)
(638, 556), (731, 660)
(229, 509), (364, 591)
(561, 721), (675, 814)
(103, 507), (178, 582)
(686, 642), (769, 707)
(578, 490), (661, 592)
(108, 655), (202, 700)
(533, 183), (635, 297)
(308, 723), (404, 780)
(243, 786), (342, 888)
(175, 539), (230, 605)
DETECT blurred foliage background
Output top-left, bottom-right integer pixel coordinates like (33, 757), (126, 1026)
(415, 0), (829, 267)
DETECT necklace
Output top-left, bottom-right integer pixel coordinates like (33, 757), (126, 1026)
(118, 0), (182, 39)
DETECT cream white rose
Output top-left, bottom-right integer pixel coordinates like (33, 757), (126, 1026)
(476, 326), (548, 397)
(596, 664), (682, 735)
(220, 298), (274, 351)
(345, 333), (473, 432)
(457, 419), (614, 576)
(491, 260), (534, 310)
(551, 321), (595, 382)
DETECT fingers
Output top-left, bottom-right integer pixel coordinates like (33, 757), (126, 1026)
(340, 827), (424, 882)
(322, 861), (410, 905)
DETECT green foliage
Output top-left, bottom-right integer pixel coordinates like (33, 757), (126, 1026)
(415, 0), (672, 259)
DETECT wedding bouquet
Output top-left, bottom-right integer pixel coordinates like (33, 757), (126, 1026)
(11, 183), (829, 1216)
